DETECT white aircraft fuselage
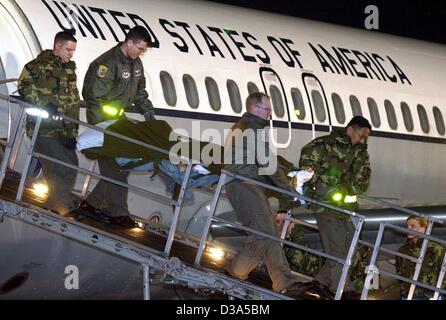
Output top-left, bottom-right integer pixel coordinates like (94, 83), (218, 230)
(2, 0), (445, 207)
(0, 0), (445, 299)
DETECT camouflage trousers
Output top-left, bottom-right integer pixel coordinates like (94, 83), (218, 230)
(34, 136), (79, 215)
(286, 211), (371, 292)
(226, 182), (296, 292)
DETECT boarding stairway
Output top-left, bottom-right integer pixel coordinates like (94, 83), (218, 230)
(1, 77), (445, 300)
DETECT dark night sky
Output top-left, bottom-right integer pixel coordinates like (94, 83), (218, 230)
(208, 0), (446, 45)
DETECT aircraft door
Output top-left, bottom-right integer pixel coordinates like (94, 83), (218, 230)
(302, 73), (332, 139)
(259, 67), (291, 149)
(0, 57), (8, 139)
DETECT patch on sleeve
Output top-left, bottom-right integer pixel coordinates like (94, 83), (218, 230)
(97, 65), (108, 78)
(121, 70), (130, 79)
(133, 69), (142, 77)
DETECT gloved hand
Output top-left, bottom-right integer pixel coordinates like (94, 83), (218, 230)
(45, 101), (60, 117)
(62, 126), (78, 150)
(64, 137), (77, 150)
(143, 111), (156, 121)
(288, 169), (314, 194)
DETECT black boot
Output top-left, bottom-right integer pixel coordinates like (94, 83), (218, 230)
(64, 209), (84, 221)
(110, 216), (137, 228)
(77, 201), (111, 224)
(282, 282), (326, 300)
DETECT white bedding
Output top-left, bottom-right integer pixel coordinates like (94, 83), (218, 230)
(76, 119), (117, 151)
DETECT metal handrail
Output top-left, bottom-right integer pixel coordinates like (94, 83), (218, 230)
(0, 78), (362, 300)
(224, 170), (365, 219)
(195, 169), (366, 300)
(359, 195), (444, 299)
(34, 152), (177, 206)
(0, 93), (192, 163)
(358, 239), (419, 263)
(0, 78), (18, 85)
(359, 195), (444, 224)
(0, 84), (298, 299)
(0, 89), (197, 258)
(214, 216), (344, 263)
(0, 97), (26, 187)
(378, 269), (446, 295)
(384, 223), (446, 246)
(361, 221), (446, 300)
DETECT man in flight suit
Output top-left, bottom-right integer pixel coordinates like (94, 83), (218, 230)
(18, 31), (80, 216)
(223, 92), (323, 299)
(79, 26), (155, 227)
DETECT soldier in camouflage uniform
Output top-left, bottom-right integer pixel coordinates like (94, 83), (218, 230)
(277, 210), (371, 289)
(284, 223), (372, 290)
(285, 224), (325, 277)
(298, 116), (372, 298)
(18, 31), (80, 215)
(79, 26), (155, 227)
(396, 215), (446, 299)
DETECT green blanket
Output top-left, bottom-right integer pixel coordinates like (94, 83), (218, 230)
(85, 119), (223, 174)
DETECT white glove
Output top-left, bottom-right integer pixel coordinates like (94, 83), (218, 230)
(192, 164), (211, 175)
(288, 169), (314, 193)
(288, 169), (314, 204)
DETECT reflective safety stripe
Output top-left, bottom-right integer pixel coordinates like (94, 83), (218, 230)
(102, 105), (123, 116)
(344, 195), (357, 203)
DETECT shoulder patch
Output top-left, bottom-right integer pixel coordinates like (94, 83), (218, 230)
(97, 65), (108, 78)
(121, 70), (130, 79)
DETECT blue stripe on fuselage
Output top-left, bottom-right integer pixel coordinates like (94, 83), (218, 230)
(153, 107), (446, 145)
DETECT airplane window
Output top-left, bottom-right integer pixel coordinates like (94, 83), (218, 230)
(183, 74), (199, 109)
(331, 93), (345, 124)
(400, 102), (414, 132)
(349, 95), (362, 117)
(269, 85), (285, 118)
(367, 98), (381, 128)
(247, 82), (259, 95)
(417, 104), (430, 133)
(384, 99), (398, 130)
(227, 80), (242, 113)
(433, 106), (445, 135)
(159, 71), (177, 107)
(205, 77), (221, 111)
(291, 88), (305, 120)
(311, 90), (326, 122)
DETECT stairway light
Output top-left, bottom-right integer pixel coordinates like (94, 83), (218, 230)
(32, 182), (48, 197)
(208, 247), (225, 261)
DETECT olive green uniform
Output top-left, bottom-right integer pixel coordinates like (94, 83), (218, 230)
(82, 44), (154, 217)
(224, 112), (297, 292)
